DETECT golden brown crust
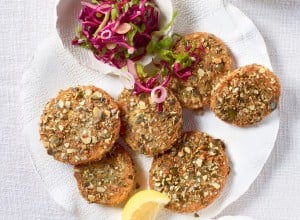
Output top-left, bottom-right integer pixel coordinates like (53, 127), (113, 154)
(210, 64), (281, 126)
(169, 32), (234, 110)
(118, 89), (183, 156)
(149, 131), (230, 213)
(39, 85), (121, 165)
(74, 145), (136, 206)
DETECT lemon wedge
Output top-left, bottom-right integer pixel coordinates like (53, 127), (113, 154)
(122, 190), (170, 220)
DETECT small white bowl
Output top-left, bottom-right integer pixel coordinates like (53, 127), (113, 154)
(55, 0), (174, 74)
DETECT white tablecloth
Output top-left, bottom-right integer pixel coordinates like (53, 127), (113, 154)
(0, 0), (299, 219)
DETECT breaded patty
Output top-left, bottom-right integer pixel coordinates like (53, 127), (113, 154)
(118, 89), (183, 156)
(39, 85), (121, 165)
(169, 32), (234, 110)
(74, 145), (136, 206)
(210, 64), (281, 126)
(149, 131), (230, 213)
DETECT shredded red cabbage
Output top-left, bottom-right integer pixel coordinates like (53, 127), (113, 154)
(72, 0), (159, 68)
(73, 2), (204, 111)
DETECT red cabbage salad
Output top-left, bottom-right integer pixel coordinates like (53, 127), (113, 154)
(73, 0), (202, 109)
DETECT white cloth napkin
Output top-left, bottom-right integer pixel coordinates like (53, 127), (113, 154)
(21, 0), (278, 219)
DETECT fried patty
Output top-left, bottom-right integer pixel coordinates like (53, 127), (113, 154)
(169, 32), (234, 110)
(210, 64), (281, 126)
(118, 89), (183, 156)
(149, 131), (230, 213)
(39, 85), (121, 165)
(74, 145), (136, 206)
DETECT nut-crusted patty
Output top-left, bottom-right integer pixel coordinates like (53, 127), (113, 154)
(39, 85), (121, 165)
(210, 64), (281, 126)
(74, 145), (136, 206)
(118, 89), (183, 156)
(169, 32), (234, 110)
(149, 131), (230, 213)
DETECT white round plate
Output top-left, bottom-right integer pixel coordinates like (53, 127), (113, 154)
(21, 0), (279, 219)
